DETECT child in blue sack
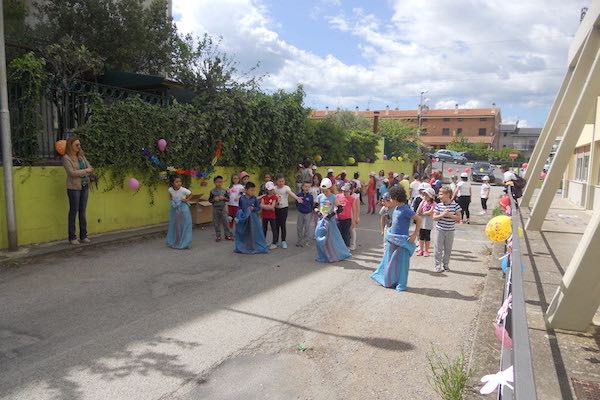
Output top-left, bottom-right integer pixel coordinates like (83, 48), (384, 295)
(371, 186), (421, 292)
(315, 178), (351, 263)
(166, 175), (193, 249)
(234, 182), (268, 254)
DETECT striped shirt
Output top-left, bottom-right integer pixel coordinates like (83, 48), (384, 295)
(434, 201), (462, 231)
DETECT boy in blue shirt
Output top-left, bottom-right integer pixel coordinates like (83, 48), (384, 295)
(296, 182), (314, 247)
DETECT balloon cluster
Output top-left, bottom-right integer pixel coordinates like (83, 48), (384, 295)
(485, 216), (512, 242)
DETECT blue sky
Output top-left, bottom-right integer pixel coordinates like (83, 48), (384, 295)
(174, 0), (584, 127)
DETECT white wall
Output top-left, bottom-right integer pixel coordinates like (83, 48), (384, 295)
(567, 180), (586, 207)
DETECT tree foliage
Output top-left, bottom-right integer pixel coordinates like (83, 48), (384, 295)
(32, 0), (178, 75)
(447, 134), (524, 162)
(379, 119), (422, 160)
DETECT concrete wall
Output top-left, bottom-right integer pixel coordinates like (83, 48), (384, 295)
(567, 180), (586, 207)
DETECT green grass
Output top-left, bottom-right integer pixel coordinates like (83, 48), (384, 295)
(427, 349), (472, 400)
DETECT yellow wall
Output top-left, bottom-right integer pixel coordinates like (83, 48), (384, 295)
(0, 138), (416, 248)
(576, 123), (596, 148)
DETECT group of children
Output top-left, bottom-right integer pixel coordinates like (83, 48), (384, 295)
(165, 166), (497, 292)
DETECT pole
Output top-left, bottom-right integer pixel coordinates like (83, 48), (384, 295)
(0, 0), (18, 250)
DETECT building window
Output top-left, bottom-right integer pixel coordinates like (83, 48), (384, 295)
(456, 128), (463, 135)
(443, 118), (450, 122)
(479, 128), (487, 136)
(458, 118), (464, 122)
(442, 128), (450, 136)
(480, 117), (487, 121)
(421, 118), (428, 122)
(575, 152), (590, 181)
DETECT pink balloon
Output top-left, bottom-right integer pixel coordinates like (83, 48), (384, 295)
(435, 158), (440, 163)
(383, 154), (388, 160)
(522, 162), (528, 169)
(539, 172), (547, 179)
(128, 177), (140, 191)
(464, 167), (472, 173)
(447, 167), (453, 173)
(157, 138), (167, 152)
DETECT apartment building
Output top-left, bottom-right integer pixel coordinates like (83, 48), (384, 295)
(498, 124), (542, 159)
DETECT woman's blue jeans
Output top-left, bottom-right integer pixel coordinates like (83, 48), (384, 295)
(67, 186), (89, 241)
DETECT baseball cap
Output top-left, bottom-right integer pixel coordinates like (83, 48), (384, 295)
(312, 165), (317, 170)
(327, 168), (334, 173)
(424, 188), (436, 198)
(369, 171), (376, 176)
(381, 192), (391, 200)
(320, 178), (333, 189)
(341, 183), (352, 191)
(418, 182), (432, 190)
(265, 181), (275, 191)
(393, 173), (399, 178)
(460, 172), (468, 178)
(482, 175), (490, 181)
(239, 171), (250, 179)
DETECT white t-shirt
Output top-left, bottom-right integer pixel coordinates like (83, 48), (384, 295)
(228, 184), (244, 206)
(410, 181), (421, 198)
(352, 178), (362, 190)
(503, 170), (517, 183)
(274, 185), (292, 208)
(456, 181), (471, 197)
(480, 183), (491, 199)
(168, 187), (191, 202)
(309, 186), (320, 203)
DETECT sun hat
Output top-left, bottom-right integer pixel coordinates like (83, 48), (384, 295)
(320, 178), (333, 189)
(239, 171), (250, 179)
(341, 183), (353, 192)
(327, 168), (334, 173)
(424, 188), (436, 198)
(482, 175), (490, 181)
(418, 182), (432, 190)
(460, 172), (469, 178)
(265, 181), (275, 191)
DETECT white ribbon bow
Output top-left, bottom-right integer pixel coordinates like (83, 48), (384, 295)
(480, 366), (514, 395)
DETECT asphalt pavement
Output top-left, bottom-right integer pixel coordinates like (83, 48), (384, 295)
(0, 187), (503, 400)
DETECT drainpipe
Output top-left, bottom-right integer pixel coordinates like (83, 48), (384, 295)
(0, 1), (18, 251)
(373, 111), (380, 134)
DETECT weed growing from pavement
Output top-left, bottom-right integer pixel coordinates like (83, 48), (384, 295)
(427, 348), (471, 400)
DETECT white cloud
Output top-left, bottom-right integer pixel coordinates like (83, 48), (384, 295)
(435, 99), (483, 109)
(503, 117), (530, 127)
(173, 0), (580, 121)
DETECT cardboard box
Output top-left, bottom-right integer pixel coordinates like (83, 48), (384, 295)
(188, 195), (213, 225)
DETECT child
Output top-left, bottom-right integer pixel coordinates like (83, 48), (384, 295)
(416, 188), (436, 256)
(166, 175), (193, 249)
(261, 181), (278, 249)
(480, 175), (491, 215)
(378, 178), (389, 201)
(379, 192), (394, 249)
(208, 175), (232, 242)
(351, 172), (363, 205)
(410, 174), (422, 204)
(371, 186), (421, 292)
(240, 171), (250, 186)
(454, 172), (472, 224)
(309, 174), (322, 238)
(259, 173), (272, 196)
(228, 174), (244, 229)
(336, 183), (357, 249)
(234, 182), (268, 254)
(450, 175), (459, 196)
(296, 182), (314, 247)
(273, 175), (303, 249)
(315, 178), (351, 263)
(376, 170), (385, 201)
(433, 187), (462, 272)
(350, 182), (361, 251)
(367, 172), (377, 214)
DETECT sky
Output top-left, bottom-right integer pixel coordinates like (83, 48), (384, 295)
(173, 0), (586, 127)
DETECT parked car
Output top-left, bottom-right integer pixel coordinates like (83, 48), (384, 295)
(471, 162), (496, 183)
(458, 151), (487, 162)
(432, 150), (467, 164)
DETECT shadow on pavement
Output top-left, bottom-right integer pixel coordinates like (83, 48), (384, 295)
(405, 287), (479, 301)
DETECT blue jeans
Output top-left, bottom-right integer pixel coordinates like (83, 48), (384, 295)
(67, 187), (89, 241)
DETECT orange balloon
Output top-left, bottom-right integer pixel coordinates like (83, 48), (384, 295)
(500, 195), (511, 209)
(55, 140), (67, 156)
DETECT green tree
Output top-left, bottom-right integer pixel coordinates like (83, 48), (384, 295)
(378, 119), (421, 160)
(322, 111), (371, 131)
(32, 0), (178, 75)
(305, 119), (347, 166)
(346, 129), (379, 163)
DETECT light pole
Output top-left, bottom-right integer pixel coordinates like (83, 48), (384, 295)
(0, 0), (18, 250)
(417, 90), (428, 135)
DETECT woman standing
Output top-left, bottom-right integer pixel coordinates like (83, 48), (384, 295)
(62, 137), (93, 245)
(376, 170), (385, 202)
(455, 172), (472, 224)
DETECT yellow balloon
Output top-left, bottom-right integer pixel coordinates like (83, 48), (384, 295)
(398, 156), (403, 162)
(518, 227), (524, 238)
(391, 156), (398, 161)
(314, 154), (322, 162)
(485, 215), (512, 242)
(347, 157), (356, 165)
(420, 159), (425, 164)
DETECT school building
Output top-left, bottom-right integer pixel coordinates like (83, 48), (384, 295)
(310, 106), (502, 150)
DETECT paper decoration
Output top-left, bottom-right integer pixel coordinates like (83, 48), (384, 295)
(480, 366), (514, 395)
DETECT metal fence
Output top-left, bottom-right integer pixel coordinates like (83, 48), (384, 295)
(7, 80), (169, 162)
(499, 186), (537, 399)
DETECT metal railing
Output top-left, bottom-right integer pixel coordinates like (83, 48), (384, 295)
(499, 186), (537, 399)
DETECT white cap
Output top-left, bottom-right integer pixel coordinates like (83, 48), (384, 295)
(393, 173), (399, 178)
(383, 178), (389, 183)
(482, 175), (490, 181)
(312, 165), (317, 170)
(265, 181), (275, 191)
(460, 172), (468, 178)
(369, 171), (376, 176)
(424, 188), (436, 198)
(327, 168), (334, 173)
(320, 178), (333, 189)
(418, 182), (432, 190)
(341, 183), (352, 191)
